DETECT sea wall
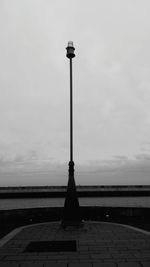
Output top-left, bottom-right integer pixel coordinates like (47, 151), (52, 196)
(1, 185), (150, 198)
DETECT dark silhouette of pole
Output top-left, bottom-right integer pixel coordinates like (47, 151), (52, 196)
(61, 41), (82, 227)
(70, 57), (73, 162)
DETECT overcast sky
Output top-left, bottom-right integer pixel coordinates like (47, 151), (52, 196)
(0, 0), (150, 186)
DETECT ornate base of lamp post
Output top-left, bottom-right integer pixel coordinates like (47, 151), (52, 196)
(61, 161), (82, 228)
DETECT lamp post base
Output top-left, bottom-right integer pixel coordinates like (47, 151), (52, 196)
(61, 161), (82, 228)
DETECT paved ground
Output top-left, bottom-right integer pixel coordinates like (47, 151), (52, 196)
(0, 221), (150, 266)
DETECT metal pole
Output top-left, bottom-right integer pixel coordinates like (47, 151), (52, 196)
(70, 58), (73, 162)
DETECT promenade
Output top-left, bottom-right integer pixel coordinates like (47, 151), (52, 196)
(0, 221), (150, 266)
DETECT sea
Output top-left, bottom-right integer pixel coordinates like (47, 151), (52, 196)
(0, 196), (150, 210)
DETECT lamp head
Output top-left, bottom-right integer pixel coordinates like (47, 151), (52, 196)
(68, 41), (74, 47)
(66, 41), (75, 58)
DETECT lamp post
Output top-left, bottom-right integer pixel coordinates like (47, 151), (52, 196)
(61, 41), (82, 228)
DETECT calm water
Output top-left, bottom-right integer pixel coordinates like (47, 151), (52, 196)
(0, 196), (150, 210)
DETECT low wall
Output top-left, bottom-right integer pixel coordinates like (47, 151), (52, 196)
(0, 206), (150, 239)
(0, 206), (149, 224)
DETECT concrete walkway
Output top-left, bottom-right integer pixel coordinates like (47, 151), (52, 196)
(0, 221), (150, 266)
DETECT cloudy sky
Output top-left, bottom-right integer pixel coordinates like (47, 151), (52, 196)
(0, 0), (150, 186)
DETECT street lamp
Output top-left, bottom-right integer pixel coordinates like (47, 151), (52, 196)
(61, 41), (82, 228)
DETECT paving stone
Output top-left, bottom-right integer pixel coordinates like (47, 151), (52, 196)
(0, 248), (21, 254)
(111, 254), (126, 259)
(3, 255), (26, 261)
(67, 260), (80, 263)
(93, 263), (117, 267)
(103, 259), (125, 262)
(21, 263), (44, 267)
(69, 264), (92, 267)
(44, 263), (67, 267)
(117, 262), (142, 267)
(24, 255), (48, 261)
(91, 254), (112, 259)
(78, 247), (88, 251)
(141, 262), (150, 267)
(134, 253), (150, 259)
(47, 255), (67, 260)
(74, 254), (91, 259)
(0, 263), (20, 267)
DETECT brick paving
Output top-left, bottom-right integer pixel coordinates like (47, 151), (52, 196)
(0, 221), (150, 266)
